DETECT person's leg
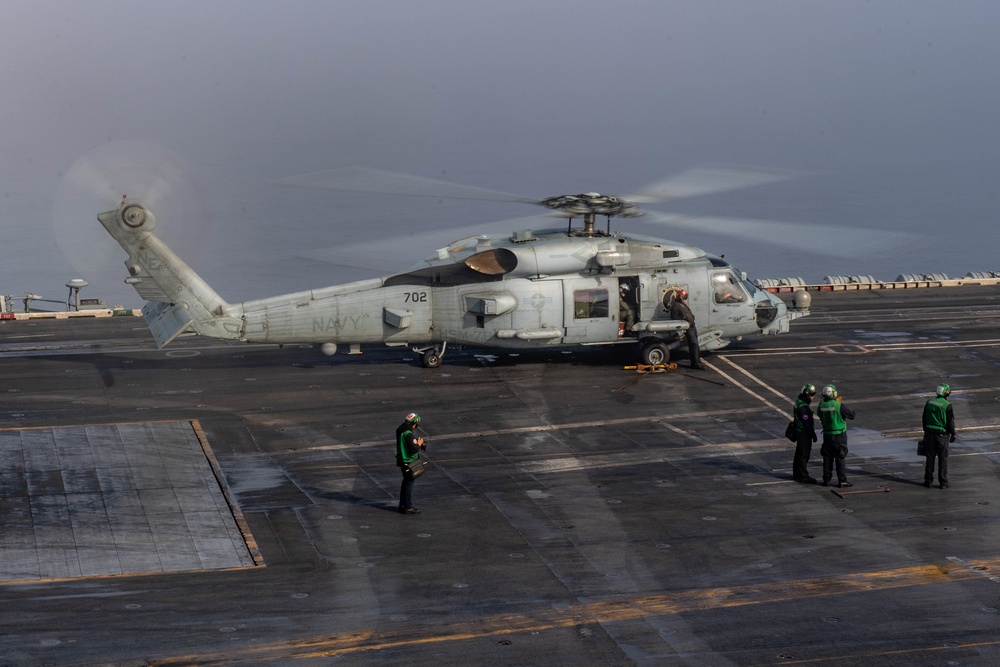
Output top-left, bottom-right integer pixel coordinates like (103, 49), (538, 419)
(924, 453), (935, 487)
(399, 474), (414, 510)
(793, 440), (813, 480)
(938, 440), (950, 488)
(835, 456), (849, 486)
(686, 327), (702, 368)
(792, 443), (806, 480)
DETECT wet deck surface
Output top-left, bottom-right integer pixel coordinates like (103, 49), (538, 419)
(1, 285), (1000, 665)
(0, 421), (256, 581)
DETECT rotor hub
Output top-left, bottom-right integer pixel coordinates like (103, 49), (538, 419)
(540, 193), (642, 218)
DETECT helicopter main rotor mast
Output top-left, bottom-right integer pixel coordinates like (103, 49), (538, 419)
(539, 192), (643, 236)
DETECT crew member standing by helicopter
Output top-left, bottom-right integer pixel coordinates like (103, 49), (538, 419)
(396, 412), (427, 514)
(922, 384), (956, 488)
(817, 385), (856, 487)
(791, 384), (819, 483)
(670, 290), (705, 370)
(619, 283), (635, 336)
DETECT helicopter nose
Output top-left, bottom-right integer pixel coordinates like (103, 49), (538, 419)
(772, 292), (788, 315)
(755, 293), (785, 330)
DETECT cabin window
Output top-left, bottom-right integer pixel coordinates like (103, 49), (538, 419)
(573, 289), (609, 319)
(712, 272), (748, 304)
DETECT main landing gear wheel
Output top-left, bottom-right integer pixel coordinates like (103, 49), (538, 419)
(640, 341), (669, 366)
(417, 342), (447, 368)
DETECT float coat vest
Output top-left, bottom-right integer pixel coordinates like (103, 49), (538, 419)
(396, 425), (419, 465)
(818, 398), (847, 435)
(923, 397), (951, 433)
(793, 397), (813, 437)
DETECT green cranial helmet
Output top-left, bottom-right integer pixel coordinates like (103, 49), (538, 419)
(821, 385), (838, 399)
(405, 412), (421, 424)
(801, 384), (817, 397)
(936, 384), (951, 398)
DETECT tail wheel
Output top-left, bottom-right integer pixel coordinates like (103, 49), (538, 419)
(640, 341), (669, 366)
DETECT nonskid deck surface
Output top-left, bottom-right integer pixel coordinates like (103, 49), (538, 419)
(0, 420), (257, 582)
(1, 285), (999, 665)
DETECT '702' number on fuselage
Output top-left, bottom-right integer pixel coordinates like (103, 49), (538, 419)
(404, 291), (428, 303)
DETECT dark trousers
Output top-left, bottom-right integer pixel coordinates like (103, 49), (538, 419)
(792, 437), (814, 480)
(399, 471), (415, 510)
(923, 429), (950, 486)
(821, 435), (848, 484)
(684, 326), (701, 366)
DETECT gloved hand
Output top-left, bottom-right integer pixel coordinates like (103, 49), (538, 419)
(950, 434), (956, 443)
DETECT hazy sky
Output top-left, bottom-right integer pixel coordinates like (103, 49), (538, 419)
(2, 1), (999, 304)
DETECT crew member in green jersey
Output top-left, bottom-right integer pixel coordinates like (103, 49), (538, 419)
(396, 412), (426, 514)
(791, 384), (819, 483)
(817, 385), (856, 488)
(922, 384), (956, 488)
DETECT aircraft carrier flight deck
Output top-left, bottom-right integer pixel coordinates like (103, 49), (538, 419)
(2, 284), (1000, 666)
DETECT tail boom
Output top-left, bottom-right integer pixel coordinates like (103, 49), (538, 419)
(97, 199), (438, 350)
(98, 199), (243, 346)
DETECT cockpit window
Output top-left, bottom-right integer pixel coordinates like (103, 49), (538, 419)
(707, 254), (730, 268)
(573, 289), (609, 319)
(712, 272), (748, 304)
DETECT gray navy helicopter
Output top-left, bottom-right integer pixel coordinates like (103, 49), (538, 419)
(96, 166), (819, 367)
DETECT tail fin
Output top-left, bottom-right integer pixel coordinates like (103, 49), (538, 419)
(97, 198), (243, 346)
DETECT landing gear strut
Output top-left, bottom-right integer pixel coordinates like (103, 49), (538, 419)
(415, 342), (447, 368)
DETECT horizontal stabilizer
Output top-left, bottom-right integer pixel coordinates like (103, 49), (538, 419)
(129, 277), (172, 303)
(142, 301), (193, 348)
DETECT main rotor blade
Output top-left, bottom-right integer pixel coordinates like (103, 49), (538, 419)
(626, 165), (802, 204)
(297, 213), (558, 273)
(642, 212), (920, 258)
(275, 166), (538, 205)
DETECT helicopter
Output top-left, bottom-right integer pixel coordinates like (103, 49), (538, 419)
(95, 166), (819, 368)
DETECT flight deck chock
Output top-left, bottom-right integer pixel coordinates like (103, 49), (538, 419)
(832, 486), (891, 499)
(615, 363), (677, 392)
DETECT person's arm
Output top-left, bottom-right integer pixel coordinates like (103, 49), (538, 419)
(946, 404), (956, 439)
(841, 404), (856, 420)
(680, 303), (695, 325)
(795, 404), (815, 438)
(404, 431), (424, 456)
(805, 408), (817, 439)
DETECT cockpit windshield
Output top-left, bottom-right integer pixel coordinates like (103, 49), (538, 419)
(712, 271), (749, 304)
(737, 271), (760, 297)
